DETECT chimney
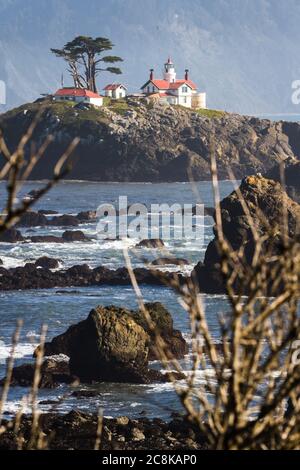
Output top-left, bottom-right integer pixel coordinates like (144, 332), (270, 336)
(185, 69), (189, 80)
(150, 68), (154, 80)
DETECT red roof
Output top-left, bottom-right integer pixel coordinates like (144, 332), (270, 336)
(141, 79), (197, 91)
(169, 80), (197, 90)
(104, 83), (127, 91)
(54, 88), (103, 98)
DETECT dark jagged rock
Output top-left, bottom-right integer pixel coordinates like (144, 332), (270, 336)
(0, 411), (208, 450)
(204, 206), (215, 217)
(71, 389), (99, 398)
(34, 256), (61, 269)
(266, 158), (300, 203)
(17, 211), (47, 227)
(62, 230), (88, 242)
(0, 258), (2, 265)
(48, 214), (80, 227)
(0, 228), (24, 243)
(0, 99), (299, 182)
(192, 175), (300, 294)
(136, 238), (165, 248)
(0, 356), (75, 388)
(0, 263), (183, 291)
(150, 257), (189, 266)
(29, 235), (63, 243)
(76, 210), (97, 222)
(38, 209), (58, 215)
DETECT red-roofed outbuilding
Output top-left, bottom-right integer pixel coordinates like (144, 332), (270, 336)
(103, 83), (127, 99)
(54, 88), (104, 107)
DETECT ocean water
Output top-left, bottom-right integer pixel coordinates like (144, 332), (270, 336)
(0, 180), (235, 419)
(253, 113), (300, 122)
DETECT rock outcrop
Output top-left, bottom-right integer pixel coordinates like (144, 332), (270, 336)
(0, 228), (24, 243)
(35, 303), (187, 383)
(136, 239), (165, 248)
(192, 175), (300, 294)
(61, 230), (88, 242)
(0, 264), (181, 291)
(17, 211), (48, 227)
(34, 256), (61, 269)
(0, 356), (75, 388)
(266, 158), (300, 203)
(150, 257), (189, 266)
(1, 99), (299, 182)
(131, 302), (188, 360)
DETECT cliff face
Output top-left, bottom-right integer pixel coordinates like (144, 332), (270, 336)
(0, 98), (299, 182)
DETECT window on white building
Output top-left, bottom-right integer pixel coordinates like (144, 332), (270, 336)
(182, 86), (188, 93)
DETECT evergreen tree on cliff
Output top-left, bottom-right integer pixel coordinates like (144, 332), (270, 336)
(51, 36), (123, 92)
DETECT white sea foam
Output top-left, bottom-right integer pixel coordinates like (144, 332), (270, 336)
(0, 342), (36, 363)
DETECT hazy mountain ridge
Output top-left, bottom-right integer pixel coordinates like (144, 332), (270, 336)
(1, 0), (300, 114)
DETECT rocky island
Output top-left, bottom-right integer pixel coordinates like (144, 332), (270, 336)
(1, 97), (300, 181)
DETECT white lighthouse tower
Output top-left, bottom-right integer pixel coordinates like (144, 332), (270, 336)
(163, 57), (176, 83)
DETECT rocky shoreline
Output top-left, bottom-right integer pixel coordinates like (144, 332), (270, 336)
(0, 411), (208, 450)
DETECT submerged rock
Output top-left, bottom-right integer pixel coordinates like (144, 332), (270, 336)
(17, 211), (47, 227)
(136, 239), (165, 248)
(150, 257), (189, 266)
(76, 210), (97, 222)
(0, 356), (75, 388)
(62, 230), (88, 242)
(34, 256), (61, 269)
(0, 228), (24, 243)
(48, 214), (80, 227)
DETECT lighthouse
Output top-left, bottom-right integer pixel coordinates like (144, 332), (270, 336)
(163, 57), (176, 83)
(141, 57), (206, 109)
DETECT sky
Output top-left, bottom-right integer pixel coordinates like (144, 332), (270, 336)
(1, 0), (300, 115)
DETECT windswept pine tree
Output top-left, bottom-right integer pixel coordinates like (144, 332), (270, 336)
(51, 36), (123, 92)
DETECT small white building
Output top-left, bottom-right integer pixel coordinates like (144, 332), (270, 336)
(103, 84), (127, 99)
(141, 58), (206, 109)
(53, 88), (104, 107)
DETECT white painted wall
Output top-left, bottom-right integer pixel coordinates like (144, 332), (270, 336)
(54, 95), (103, 107)
(113, 86), (126, 99)
(164, 64), (176, 83)
(105, 86), (126, 99)
(178, 95), (192, 108)
(191, 92), (207, 109)
(87, 97), (103, 107)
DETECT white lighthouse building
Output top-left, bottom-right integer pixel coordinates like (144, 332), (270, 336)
(164, 57), (177, 83)
(141, 58), (206, 109)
